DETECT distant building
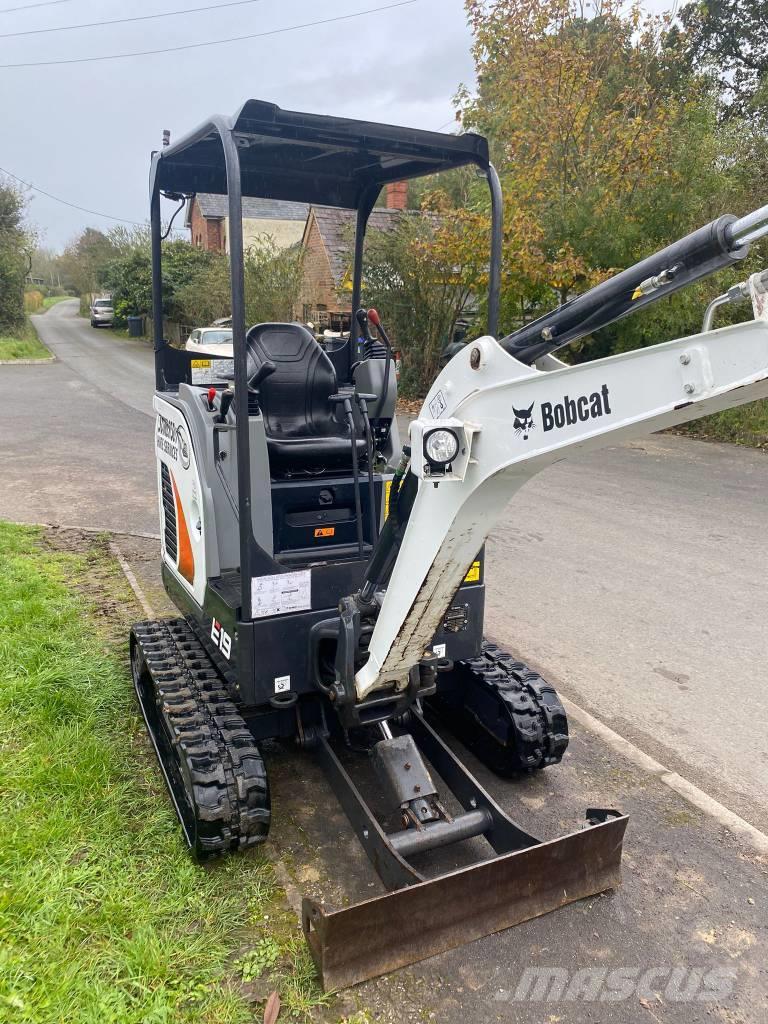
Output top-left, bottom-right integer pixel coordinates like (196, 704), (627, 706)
(186, 194), (309, 253)
(297, 183), (408, 331)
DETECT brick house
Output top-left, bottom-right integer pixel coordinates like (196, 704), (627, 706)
(187, 194), (309, 253)
(297, 182), (408, 330)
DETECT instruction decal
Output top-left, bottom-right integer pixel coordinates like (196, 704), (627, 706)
(274, 675), (291, 694)
(251, 569), (311, 618)
(428, 389), (448, 419)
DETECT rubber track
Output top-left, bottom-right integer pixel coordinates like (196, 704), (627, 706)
(429, 640), (569, 775)
(131, 618), (270, 859)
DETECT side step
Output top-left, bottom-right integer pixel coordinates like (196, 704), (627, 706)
(304, 711), (627, 990)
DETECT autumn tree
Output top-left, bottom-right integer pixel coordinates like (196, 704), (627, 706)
(459, 0), (725, 355)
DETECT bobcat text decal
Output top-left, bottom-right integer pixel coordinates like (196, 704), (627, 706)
(514, 385), (612, 441)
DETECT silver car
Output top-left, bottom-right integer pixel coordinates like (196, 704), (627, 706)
(90, 298), (114, 328)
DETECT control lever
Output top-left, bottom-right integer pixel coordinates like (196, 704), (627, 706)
(247, 360), (277, 415)
(354, 391), (379, 542)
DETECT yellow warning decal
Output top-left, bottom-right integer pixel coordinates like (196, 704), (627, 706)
(464, 560), (481, 583)
(384, 478), (393, 518)
(190, 359), (211, 368)
(314, 526), (335, 538)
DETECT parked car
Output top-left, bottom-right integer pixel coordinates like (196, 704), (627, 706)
(90, 298), (114, 328)
(185, 327), (234, 357)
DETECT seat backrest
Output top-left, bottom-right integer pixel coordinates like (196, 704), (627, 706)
(245, 323), (340, 438)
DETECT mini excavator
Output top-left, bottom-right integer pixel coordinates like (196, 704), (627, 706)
(130, 100), (768, 989)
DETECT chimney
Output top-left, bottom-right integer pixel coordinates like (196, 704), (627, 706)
(385, 181), (408, 210)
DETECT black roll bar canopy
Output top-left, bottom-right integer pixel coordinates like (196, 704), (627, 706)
(149, 100), (502, 621)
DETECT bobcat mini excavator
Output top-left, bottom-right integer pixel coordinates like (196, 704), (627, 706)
(131, 99), (768, 990)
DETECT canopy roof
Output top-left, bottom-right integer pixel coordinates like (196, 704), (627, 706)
(151, 99), (490, 210)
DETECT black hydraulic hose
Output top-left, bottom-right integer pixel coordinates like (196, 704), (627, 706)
(343, 397), (365, 559)
(356, 395), (379, 543)
(501, 215), (749, 366)
(360, 464), (417, 601)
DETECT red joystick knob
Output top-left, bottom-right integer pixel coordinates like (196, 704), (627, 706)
(368, 308), (381, 326)
(207, 386), (216, 408)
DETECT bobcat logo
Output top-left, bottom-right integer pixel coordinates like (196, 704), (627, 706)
(513, 402), (535, 440)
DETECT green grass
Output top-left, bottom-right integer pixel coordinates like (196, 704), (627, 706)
(675, 400), (768, 448)
(0, 320), (50, 361)
(41, 295), (74, 311)
(0, 524), (327, 1023)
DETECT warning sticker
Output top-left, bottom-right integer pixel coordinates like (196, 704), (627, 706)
(384, 478), (393, 518)
(314, 526), (335, 538)
(274, 675), (291, 693)
(464, 560), (481, 584)
(251, 569), (311, 618)
(191, 357), (234, 385)
(428, 389), (448, 419)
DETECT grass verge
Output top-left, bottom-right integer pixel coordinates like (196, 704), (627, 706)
(0, 524), (330, 1022)
(0, 320), (50, 361)
(41, 295), (74, 311)
(674, 400), (768, 448)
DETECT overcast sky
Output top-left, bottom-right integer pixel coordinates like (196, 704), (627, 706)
(0, 0), (671, 250)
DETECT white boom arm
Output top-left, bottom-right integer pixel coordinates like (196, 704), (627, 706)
(355, 309), (768, 700)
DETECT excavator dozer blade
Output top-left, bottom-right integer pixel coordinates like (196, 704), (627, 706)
(303, 811), (628, 991)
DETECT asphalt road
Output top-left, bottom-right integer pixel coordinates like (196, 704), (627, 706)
(3, 299), (767, 838)
(4, 300), (767, 1020)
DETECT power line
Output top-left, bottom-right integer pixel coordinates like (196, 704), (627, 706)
(0, 163), (144, 225)
(0, 0), (266, 40)
(0, 0), (419, 68)
(0, 0), (77, 14)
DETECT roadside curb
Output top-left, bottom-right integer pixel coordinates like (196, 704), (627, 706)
(0, 357), (55, 365)
(561, 694), (768, 855)
(109, 538), (768, 859)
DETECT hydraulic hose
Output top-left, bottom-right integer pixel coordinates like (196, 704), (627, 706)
(500, 214), (752, 365)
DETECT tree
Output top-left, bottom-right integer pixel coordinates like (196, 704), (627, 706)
(361, 199), (489, 396)
(0, 178), (31, 331)
(98, 239), (217, 325)
(59, 228), (116, 299)
(680, 0), (768, 118)
(459, 0), (727, 357)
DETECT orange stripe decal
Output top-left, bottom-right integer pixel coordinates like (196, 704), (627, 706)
(171, 472), (195, 585)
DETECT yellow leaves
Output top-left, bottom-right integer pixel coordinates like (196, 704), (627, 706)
(460, 0), (700, 303)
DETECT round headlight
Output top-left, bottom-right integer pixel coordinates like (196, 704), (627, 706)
(424, 428), (459, 465)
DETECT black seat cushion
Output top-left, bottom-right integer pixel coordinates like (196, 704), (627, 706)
(245, 322), (365, 468)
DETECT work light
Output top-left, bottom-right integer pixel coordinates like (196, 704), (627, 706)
(424, 428), (459, 466)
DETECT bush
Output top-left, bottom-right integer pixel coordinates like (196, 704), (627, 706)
(0, 181), (29, 332)
(23, 290), (44, 313)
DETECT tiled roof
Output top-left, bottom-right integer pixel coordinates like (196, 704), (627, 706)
(310, 206), (402, 286)
(196, 193), (309, 221)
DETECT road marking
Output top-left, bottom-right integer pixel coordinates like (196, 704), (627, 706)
(560, 695), (768, 855)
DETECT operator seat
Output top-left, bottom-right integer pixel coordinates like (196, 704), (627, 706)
(245, 322), (367, 470)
